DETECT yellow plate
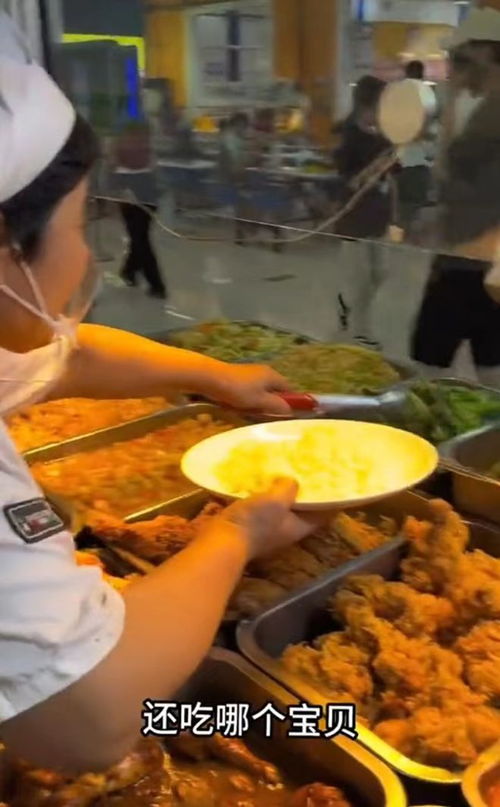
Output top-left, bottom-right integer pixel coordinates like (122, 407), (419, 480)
(181, 419), (438, 511)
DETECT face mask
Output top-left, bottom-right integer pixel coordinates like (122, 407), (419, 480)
(0, 258), (97, 416)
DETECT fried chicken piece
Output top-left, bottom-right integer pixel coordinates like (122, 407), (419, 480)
(455, 621), (500, 702)
(376, 698), (500, 769)
(444, 551), (500, 627)
(228, 577), (287, 617)
(282, 633), (373, 705)
(373, 632), (462, 697)
(373, 719), (415, 757)
(88, 510), (196, 563)
(10, 740), (165, 807)
(252, 546), (329, 590)
(314, 632), (374, 702)
(401, 500), (469, 593)
(332, 575), (456, 640)
(301, 529), (353, 568)
(408, 706), (478, 769)
(331, 512), (391, 554)
(289, 783), (352, 807)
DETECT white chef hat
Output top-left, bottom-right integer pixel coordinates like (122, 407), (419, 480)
(0, 56), (75, 203)
(449, 7), (500, 49)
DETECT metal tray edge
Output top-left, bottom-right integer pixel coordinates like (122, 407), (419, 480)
(462, 739), (500, 807)
(27, 404), (246, 526)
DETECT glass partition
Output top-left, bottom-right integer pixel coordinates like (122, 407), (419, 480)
(39, 0), (500, 388)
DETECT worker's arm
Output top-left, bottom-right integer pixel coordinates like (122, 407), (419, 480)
(0, 481), (312, 773)
(48, 323), (291, 414)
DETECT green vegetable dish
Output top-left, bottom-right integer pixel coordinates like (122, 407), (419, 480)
(396, 381), (500, 444)
(270, 344), (401, 394)
(170, 321), (308, 361)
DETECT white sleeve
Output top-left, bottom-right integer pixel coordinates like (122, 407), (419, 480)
(0, 424), (125, 722)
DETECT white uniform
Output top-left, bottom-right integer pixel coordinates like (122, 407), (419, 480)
(0, 419), (124, 722)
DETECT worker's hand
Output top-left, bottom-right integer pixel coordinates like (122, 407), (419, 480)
(208, 478), (316, 562)
(211, 363), (292, 416)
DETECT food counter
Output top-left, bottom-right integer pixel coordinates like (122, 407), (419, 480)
(8, 320), (500, 807)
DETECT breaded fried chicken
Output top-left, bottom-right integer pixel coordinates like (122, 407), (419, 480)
(331, 575), (456, 640)
(455, 621), (500, 703)
(401, 499), (469, 593)
(251, 546), (329, 590)
(282, 632), (373, 706)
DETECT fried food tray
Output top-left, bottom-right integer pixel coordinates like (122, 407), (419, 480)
(440, 425), (500, 526)
(237, 492), (500, 786)
(462, 740), (500, 807)
(24, 403), (247, 529)
(178, 648), (407, 807)
(87, 489), (421, 618)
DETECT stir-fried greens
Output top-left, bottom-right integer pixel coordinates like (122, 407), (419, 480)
(170, 321), (308, 361)
(271, 344), (401, 394)
(395, 382), (500, 444)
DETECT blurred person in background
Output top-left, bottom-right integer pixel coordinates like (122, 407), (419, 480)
(333, 75), (394, 349)
(114, 121), (167, 300)
(218, 112), (251, 184)
(405, 60), (425, 81)
(398, 60), (434, 232)
(412, 8), (500, 384)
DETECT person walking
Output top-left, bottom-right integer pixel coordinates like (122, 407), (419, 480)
(334, 76), (393, 348)
(114, 121), (167, 299)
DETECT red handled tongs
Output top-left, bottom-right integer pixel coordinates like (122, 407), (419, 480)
(279, 389), (407, 416)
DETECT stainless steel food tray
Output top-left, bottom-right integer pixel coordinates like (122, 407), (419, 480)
(25, 403), (246, 528)
(178, 648), (407, 807)
(91, 489), (430, 613)
(440, 424), (500, 525)
(462, 740), (500, 807)
(237, 494), (500, 785)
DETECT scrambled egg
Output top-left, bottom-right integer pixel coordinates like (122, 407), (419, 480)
(216, 427), (404, 502)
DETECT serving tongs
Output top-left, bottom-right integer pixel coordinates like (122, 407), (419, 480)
(279, 388), (408, 417)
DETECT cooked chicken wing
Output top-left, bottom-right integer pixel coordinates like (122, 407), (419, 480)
(10, 740), (165, 807)
(167, 734), (282, 786)
(331, 512), (393, 554)
(88, 510), (195, 563)
(251, 546), (329, 590)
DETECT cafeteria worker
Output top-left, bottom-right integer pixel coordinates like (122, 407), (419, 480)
(0, 56), (313, 772)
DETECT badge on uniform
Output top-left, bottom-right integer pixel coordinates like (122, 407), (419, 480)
(4, 498), (65, 544)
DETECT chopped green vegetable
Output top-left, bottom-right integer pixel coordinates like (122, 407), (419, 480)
(394, 382), (500, 444)
(171, 320), (307, 361)
(271, 344), (401, 394)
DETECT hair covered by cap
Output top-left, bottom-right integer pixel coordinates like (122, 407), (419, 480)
(0, 57), (75, 203)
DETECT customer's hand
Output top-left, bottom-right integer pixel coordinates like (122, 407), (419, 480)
(206, 478), (316, 562)
(212, 363), (292, 415)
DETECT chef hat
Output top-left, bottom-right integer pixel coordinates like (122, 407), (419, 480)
(449, 7), (500, 49)
(0, 57), (75, 203)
